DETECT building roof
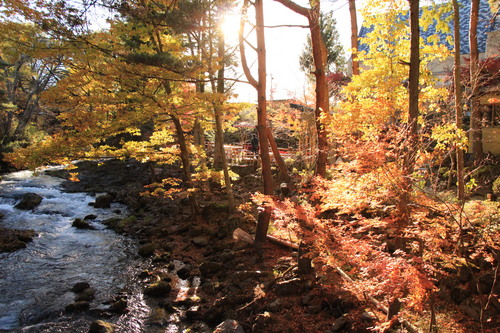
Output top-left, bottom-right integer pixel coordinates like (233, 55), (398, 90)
(358, 0), (499, 55)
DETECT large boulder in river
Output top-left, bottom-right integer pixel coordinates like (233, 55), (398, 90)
(93, 194), (114, 208)
(0, 228), (36, 252)
(72, 218), (95, 230)
(15, 193), (42, 210)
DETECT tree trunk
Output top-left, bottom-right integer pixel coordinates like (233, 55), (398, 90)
(255, 0), (273, 243)
(308, 4), (329, 178)
(399, 0), (420, 224)
(273, 0), (329, 178)
(214, 25), (235, 209)
(349, 0), (359, 76)
(240, 0), (273, 244)
(12, 95), (40, 140)
(266, 126), (290, 182)
(469, 0), (483, 160)
(170, 112), (201, 219)
(453, 0), (465, 202)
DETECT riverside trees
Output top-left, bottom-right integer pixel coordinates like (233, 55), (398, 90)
(1, 1), (499, 331)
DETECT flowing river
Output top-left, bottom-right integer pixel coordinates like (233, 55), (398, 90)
(0, 169), (149, 332)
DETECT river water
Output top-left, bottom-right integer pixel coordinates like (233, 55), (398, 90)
(0, 169), (149, 332)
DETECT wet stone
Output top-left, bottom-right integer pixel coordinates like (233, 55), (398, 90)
(191, 236), (210, 247)
(199, 261), (223, 277)
(75, 288), (96, 302)
(72, 282), (91, 293)
(72, 218), (95, 230)
(15, 193), (43, 210)
(109, 298), (128, 314)
(88, 319), (117, 333)
(94, 194), (114, 208)
(144, 281), (172, 297)
(138, 243), (156, 257)
(65, 300), (90, 313)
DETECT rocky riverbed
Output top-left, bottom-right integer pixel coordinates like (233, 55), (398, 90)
(1, 159), (372, 332)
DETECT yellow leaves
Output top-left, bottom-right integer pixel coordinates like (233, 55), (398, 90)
(142, 178), (183, 199)
(431, 123), (469, 151)
(68, 172), (80, 182)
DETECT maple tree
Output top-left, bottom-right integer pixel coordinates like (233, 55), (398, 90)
(0, 1), (499, 331)
(3, 0), (244, 215)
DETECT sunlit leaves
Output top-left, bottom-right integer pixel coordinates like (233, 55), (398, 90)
(431, 123), (468, 151)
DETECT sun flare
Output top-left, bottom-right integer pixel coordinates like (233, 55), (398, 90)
(220, 13), (241, 42)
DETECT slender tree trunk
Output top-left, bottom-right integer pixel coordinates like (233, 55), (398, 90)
(171, 113), (201, 219)
(254, 0), (273, 243)
(453, 0), (465, 202)
(469, 0), (483, 160)
(163, 81), (200, 219)
(349, 0), (359, 76)
(273, 0), (329, 178)
(408, 0), (420, 138)
(267, 126), (290, 182)
(240, 0), (273, 244)
(399, 0), (420, 224)
(308, 4), (329, 178)
(214, 25), (235, 209)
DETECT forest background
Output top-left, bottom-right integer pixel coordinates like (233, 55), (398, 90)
(0, 0), (499, 332)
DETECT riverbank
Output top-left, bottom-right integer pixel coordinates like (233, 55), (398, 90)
(3, 158), (499, 332)
(45, 159), (371, 332)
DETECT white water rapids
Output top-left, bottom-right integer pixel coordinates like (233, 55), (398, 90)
(0, 169), (149, 332)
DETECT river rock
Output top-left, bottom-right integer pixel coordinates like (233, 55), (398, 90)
(199, 261), (223, 277)
(0, 228), (36, 252)
(89, 320), (117, 333)
(72, 218), (95, 230)
(109, 297), (128, 314)
(94, 194), (114, 208)
(75, 288), (95, 302)
(65, 300), (90, 312)
(72, 282), (91, 292)
(144, 281), (172, 297)
(213, 319), (245, 333)
(15, 193), (42, 210)
(138, 243), (156, 257)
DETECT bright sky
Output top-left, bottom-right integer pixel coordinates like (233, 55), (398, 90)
(225, 0), (362, 103)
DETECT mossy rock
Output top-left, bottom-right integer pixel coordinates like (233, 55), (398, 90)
(72, 218), (95, 230)
(89, 320), (117, 333)
(144, 281), (171, 297)
(102, 217), (122, 229)
(0, 228), (36, 252)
